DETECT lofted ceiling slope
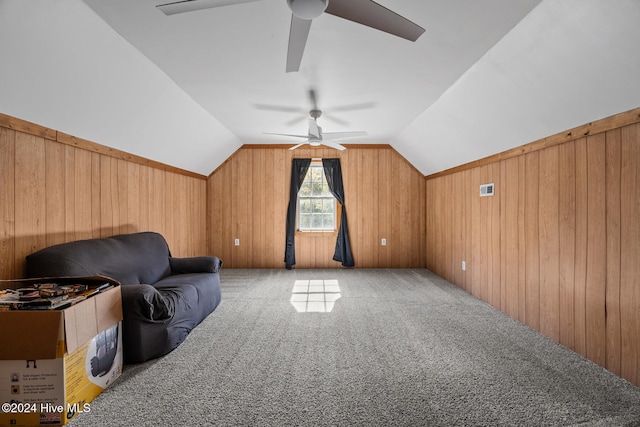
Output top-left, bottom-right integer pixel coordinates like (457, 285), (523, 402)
(1, 0), (639, 176)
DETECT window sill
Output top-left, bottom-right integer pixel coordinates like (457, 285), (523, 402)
(296, 230), (338, 236)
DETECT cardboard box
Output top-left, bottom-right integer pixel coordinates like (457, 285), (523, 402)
(0, 276), (123, 426)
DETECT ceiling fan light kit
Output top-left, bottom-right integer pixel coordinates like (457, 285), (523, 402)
(265, 117), (366, 151)
(287, 0), (328, 20)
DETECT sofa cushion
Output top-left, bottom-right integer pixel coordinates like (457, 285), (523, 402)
(155, 273), (222, 322)
(26, 232), (172, 285)
(121, 284), (173, 321)
(169, 256), (222, 274)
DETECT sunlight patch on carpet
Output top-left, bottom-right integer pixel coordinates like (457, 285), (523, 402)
(290, 279), (341, 313)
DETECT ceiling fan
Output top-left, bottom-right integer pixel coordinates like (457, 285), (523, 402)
(264, 111), (367, 150)
(255, 88), (374, 126)
(156, 0), (425, 72)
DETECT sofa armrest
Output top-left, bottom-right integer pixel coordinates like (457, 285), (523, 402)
(169, 256), (223, 274)
(120, 284), (173, 321)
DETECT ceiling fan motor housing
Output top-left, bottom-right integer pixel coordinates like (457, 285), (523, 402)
(287, 0), (328, 19)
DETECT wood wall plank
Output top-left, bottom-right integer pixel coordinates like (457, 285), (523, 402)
(449, 174), (459, 286)
(138, 164), (150, 234)
(91, 153), (102, 237)
(0, 128), (16, 279)
(538, 145), (560, 342)
(64, 146), (76, 241)
(574, 137), (588, 357)
(465, 169), (473, 293)
(273, 148), (286, 267)
(125, 162), (140, 240)
(99, 156), (114, 238)
(44, 139), (66, 247)
(366, 149), (378, 267)
(445, 174), (454, 283)
(116, 159), (129, 235)
(517, 155), (527, 323)
(524, 151), (540, 331)
(479, 166), (489, 302)
(424, 179), (434, 272)
(620, 123), (639, 384)
(585, 133), (607, 366)
(605, 128), (621, 375)
(470, 167), (481, 297)
(378, 149), (391, 267)
(75, 149), (94, 241)
(14, 133), (46, 277)
(503, 157), (519, 318)
(558, 140), (576, 350)
(490, 162), (501, 308)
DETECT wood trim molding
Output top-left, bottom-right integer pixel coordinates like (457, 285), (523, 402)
(207, 146), (244, 178)
(240, 143), (394, 150)
(0, 113), (206, 180)
(56, 132), (206, 179)
(425, 106), (640, 180)
(388, 145), (427, 178)
(0, 113), (57, 140)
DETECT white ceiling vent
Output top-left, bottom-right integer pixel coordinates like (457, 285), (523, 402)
(480, 183), (495, 197)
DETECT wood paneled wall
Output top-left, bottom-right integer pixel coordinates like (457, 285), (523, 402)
(425, 108), (640, 387)
(207, 145), (425, 268)
(0, 114), (207, 280)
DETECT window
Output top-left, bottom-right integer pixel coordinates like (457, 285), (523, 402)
(298, 163), (336, 232)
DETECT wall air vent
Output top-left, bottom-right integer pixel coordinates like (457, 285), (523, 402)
(480, 183), (495, 197)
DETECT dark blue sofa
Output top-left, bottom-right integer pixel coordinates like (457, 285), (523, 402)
(25, 232), (222, 364)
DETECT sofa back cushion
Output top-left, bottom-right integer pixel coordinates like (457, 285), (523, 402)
(26, 232), (172, 285)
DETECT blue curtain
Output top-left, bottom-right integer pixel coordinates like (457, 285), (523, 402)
(284, 158), (311, 269)
(322, 158), (355, 267)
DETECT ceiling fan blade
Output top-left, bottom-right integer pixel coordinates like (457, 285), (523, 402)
(254, 104), (306, 114)
(308, 89), (319, 110)
(289, 142), (308, 151)
(325, 0), (425, 42)
(286, 15), (312, 73)
(264, 132), (309, 139)
(330, 101), (376, 112)
(286, 115), (309, 126)
(156, 0), (262, 16)
(320, 112), (349, 126)
(322, 140), (347, 151)
(308, 118), (321, 138)
(322, 131), (368, 140)
(254, 103), (308, 125)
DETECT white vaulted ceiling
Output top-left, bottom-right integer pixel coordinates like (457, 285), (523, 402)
(1, 0), (639, 176)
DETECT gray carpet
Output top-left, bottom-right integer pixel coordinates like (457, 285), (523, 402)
(71, 269), (640, 426)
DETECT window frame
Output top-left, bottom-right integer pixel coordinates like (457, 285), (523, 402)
(296, 162), (339, 234)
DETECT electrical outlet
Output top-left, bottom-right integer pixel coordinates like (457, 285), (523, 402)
(234, 239), (240, 246)
(381, 238), (387, 246)
(461, 261), (466, 271)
